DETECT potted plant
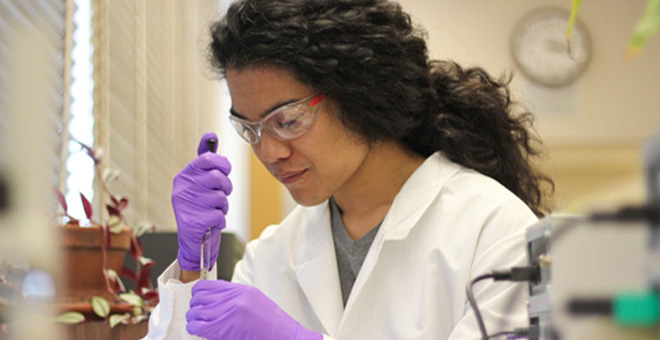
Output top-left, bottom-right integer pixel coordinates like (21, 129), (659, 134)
(54, 140), (159, 328)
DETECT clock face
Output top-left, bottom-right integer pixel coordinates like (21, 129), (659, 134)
(511, 7), (591, 87)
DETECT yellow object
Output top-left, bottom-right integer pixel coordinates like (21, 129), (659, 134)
(626, 0), (660, 58)
(567, 0), (582, 40)
(250, 152), (283, 239)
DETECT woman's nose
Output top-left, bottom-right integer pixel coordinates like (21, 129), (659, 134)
(254, 131), (292, 163)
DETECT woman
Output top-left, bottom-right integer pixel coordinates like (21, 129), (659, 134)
(144, 0), (553, 339)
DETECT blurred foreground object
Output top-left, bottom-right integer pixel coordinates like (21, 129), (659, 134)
(0, 1), (67, 339)
(524, 130), (660, 340)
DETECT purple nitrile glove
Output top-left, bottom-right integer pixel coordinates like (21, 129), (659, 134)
(173, 132), (233, 271)
(186, 280), (323, 340)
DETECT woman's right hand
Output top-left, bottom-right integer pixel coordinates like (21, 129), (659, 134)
(172, 132), (232, 273)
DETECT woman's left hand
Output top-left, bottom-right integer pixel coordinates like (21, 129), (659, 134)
(186, 280), (323, 340)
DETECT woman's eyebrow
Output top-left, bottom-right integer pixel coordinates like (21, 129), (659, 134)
(229, 98), (301, 120)
(229, 108), (247, 119)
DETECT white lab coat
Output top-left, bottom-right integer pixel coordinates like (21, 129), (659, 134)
(143, 152), (537, 340)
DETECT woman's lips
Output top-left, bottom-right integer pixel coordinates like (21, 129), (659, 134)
(277, 169), (307, 184)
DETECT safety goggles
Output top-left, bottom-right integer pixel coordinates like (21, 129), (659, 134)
(229, 93), (326, 145)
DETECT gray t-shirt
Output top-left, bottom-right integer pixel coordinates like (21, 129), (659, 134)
(329, 197), (381, 307)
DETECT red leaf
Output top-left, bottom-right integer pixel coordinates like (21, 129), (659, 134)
(106, 204), (120, 217)
(118, 198), (128, 210)
(130, 236), (143, 259)
(76, 140), (100, 165)
(120, 266), (137, 281)
(80, 193), (93, 220)
(137, 267), (153, 292)
(141, 288), (159, 306)
(54, 188), (68, 213)
(139, 256), (156, 269)
(113, 280), (124, 293)
(110, 195), (119, 206)
(105, 274), (123, 293)
(141, 290), (158, 301)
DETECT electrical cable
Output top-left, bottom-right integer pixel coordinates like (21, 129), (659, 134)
(468, 204), (659, 340)
(467, 266), (539, 340)
(486, 327), (534, 339)
(466, 273), (495, 340)
(486, 330), (514, 339)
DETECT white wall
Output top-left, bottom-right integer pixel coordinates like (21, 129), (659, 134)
(277, 1), (660, 220)
(399, 0), (660, 145)
(397, 0), (660, 211)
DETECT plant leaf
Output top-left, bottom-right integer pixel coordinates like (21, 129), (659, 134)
(107, 215), (120, 227)
(109, 313), (131, 328)
(110, 225), (125, 235)
(627, 0), (660, 57)
(92, 296), (111, 318)
(105, 268), (126, 292)
(109, 221), (125, 235)
(105, 268), (117, 279)
(119, 292), (144, 307)
(567, 0), (581, 40)
(102, 168), (121, 184)
(118, 197), (129, 210)
(130, 236), (143, 259)
(80, 193), (93, 220)
(54, 188), (68, 213)
(56, 311), (85, 324)
(94, 147), (104, 160)
(138, 256), (155, 268)
(74, 140), (101, 165)
(141, 289), (159, 302)
(116, 278), (126, 293)
(133, 314), (149, 323)
(107, 204), (121, 217)
(120, 266), (137, 281)
(137, 266), (153, 293)
(134, 221), (156, 237)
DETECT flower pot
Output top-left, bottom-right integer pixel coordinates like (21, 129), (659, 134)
(59, 223), (131, 303)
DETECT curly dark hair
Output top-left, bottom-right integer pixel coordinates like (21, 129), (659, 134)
(209, 0), (554, 216)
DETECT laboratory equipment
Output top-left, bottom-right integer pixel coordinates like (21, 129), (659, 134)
(200, 138), (218, 281)
(525, 214), (651, 340)
(523, 130), (660, 340)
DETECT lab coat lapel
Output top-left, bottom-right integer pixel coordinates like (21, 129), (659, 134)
(340, 152), (461, 323)
(380, 152), (460, 241)
(294, 202), (343, 335)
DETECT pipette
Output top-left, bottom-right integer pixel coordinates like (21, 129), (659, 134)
(200, 228), (211, 280)
(199, 137), (218, 280)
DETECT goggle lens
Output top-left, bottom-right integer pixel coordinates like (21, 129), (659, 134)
(229, 94), (325, 144)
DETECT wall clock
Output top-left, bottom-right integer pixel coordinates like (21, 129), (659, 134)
(511, 7), (591, 87)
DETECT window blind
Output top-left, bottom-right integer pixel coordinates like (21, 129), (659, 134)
(90, 0), (237, 232)
(0, 4), (67, 336)
(0, 0), (66, 191)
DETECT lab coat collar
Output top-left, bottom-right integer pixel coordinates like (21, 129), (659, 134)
(380, 151), (461, 240)
(294, 200), (344, 336)
(294, 152), (461, 335)
(338, 152), (461, 324)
